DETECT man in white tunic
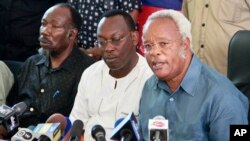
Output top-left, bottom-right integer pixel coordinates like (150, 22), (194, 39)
(0, 61), (14, 105)
(69, 10), (152, 141)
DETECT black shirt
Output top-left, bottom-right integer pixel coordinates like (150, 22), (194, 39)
(17, 47), (96, 127)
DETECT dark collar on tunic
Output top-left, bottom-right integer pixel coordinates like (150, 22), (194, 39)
(35, 47), (79, 73)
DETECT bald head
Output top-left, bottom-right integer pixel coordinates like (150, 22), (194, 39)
(44, 3), (82, 31)
(39, 3), (82, 59)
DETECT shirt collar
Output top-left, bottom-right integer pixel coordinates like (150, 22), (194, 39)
(154, 55), (202, 96)
(181, 55), (202, 96)
(36, 54), (49, 67)
(35, 47), (79, 72)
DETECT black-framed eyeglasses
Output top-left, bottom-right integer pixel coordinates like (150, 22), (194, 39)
(94, 32), (131, 48)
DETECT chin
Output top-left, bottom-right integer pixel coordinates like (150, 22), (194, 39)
(154, 71), (168, 80)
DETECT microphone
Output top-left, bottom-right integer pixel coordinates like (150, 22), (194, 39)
(0, 102), (27, 133)
(69, 119), (84, 141)
(32, 113), (68, 140)
(114, 118), (132, 141)
(37, 134), (50, 141)
(148, 115), (169, 141)
(33, 113), (68, 141)
(45, 113), (68, 136)
(11, 125), (37, 141)
(120, 129), (132, 141)
(33, 116), (61, 141)
(32, 122), (61, 141)
(11, 113), (67, 141)
(12, 102), (27, 116)
(64, 117), (72, 137)
(110, 112), (140, 141)
(114, 117), (124, 127)
(91, 124), (106, 141)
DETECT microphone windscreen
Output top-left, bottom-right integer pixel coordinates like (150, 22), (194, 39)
(110, 112), (140, 141)
(114, 117), (124, 128)
(70, 120), (84, 141)
(91, 124), (106, 141)
(12, 102), (27, 116)
(46, 113), (67, 135)
(153, 115), (165, 120)
(64, 117), (72, 136)
(38, 134), (51, 141)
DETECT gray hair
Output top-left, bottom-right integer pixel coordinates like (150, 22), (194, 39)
(142, 9), (193, 51)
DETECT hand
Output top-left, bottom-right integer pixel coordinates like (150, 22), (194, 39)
(0, 125), (7, 139)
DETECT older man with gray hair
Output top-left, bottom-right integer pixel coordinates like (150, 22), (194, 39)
(139, 9), (248, 141)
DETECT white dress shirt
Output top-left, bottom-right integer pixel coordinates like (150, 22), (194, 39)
(70, 54), (152, 141)
(0, 61), (14, 105)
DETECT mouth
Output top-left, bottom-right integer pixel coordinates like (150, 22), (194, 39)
(39, 37), (52, 47)
(152, 61), (165, 70)
(105, 57), (117, 63)
(104, 53), (117, 63)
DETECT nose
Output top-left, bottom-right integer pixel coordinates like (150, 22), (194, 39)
(40, 25), (51, 36)
(145, 44), (161, 55)
(104, 41), (115, 52)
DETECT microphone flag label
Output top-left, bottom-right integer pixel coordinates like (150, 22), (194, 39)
(16, 129), (33, 140)
(148, 118), (169, 141)
(230, 125), (250, 141)
(33, 122), (61, 141)
(0, 104), (19, 132)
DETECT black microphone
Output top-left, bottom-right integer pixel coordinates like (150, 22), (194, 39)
(0, 102), (27, 133)
(12, 102), (27, 116)
(120, 129), (133, 141)
(110, 112), (140, 141)
(114, 118), (132, 141)
(69, 120), (84, 141)
(91, 124), (106, 141)
(37, 134), (51, 141)
(148, 115), (168, 141)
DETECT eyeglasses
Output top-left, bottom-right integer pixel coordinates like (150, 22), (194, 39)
(143, 39), (180, 53)
(94, 33), (131, 48)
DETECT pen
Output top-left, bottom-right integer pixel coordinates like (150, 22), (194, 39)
(53, 90), (60, 98)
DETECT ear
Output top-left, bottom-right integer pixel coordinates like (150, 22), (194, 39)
(131, 31), (139, 46)
(68, 28), (78, 40)
(183, 37), (190, 50)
